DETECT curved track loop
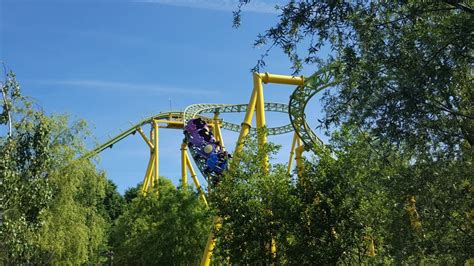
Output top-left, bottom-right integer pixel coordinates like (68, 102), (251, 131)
(289, 65), (339, 154)
(184, 103), (293, 136)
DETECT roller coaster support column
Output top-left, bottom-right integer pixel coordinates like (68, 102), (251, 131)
(181, 142), (188, 189)
(153, 120), (159, 187)
(141, 126), (156, 194)
(200, 217), (221, 266)
(295, 137), (305, 178)
(287, 133), (298, 174)
(213, 113), (225, 150)
(185, 153), (208, 207)
(255, 73), (268, 169)
(234, 82), (258, 158)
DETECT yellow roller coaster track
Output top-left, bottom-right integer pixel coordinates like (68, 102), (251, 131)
(82, 68), (340, 265)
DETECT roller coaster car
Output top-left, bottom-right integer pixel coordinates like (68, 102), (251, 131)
(184, 118), (231, 178)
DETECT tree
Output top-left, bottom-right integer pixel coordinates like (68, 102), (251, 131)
(0, 70), (110, 264)
(212, 127), (472, 264)
(100, 180), (125, 223)
(211, 133), (299, 264)
(235, 1), (473, 156)
(123, 183), (140, 203)
(292, 125), (472, 264)
(230, 2), (473, 262)
(109, 178), (211, 265)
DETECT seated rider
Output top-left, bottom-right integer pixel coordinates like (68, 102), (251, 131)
(198, 127), (213, 142)
(193, 118), (206, 129)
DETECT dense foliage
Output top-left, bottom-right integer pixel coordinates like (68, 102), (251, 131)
(1, 1), (472, 264)
(212, 128), (472, 264)
(0, 71), (110, 264)
(110, 178), (211, 265)
(236, 0), (473, 156)
(219, 0), (473, 263)
(212, 135), (294, 264)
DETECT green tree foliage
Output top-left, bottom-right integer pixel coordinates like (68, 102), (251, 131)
(123, 183), (141, 203)
(110, 178), (211, 265)
(227, 2), (473, 263)
(100, 180), (125, 223)
(212, 135), (297, 264)
(212, 129), (472, 264)
(0, 70), (110, 264)
(295, 126), (472, 264)
(236, 1), (473, 155)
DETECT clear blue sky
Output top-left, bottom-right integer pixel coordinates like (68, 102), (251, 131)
(1, 0), (328, 193)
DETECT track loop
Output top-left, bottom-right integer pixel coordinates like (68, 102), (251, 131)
(289, 64), (340, 154)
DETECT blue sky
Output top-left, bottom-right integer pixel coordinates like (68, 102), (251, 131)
(1, 0), (328, 193)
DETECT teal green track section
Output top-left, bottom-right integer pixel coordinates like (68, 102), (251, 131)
(289, 65), (339, 154)
(184, 102), (294, 135)
(83, 103), (293, 160)
(82, 111), (182, 159)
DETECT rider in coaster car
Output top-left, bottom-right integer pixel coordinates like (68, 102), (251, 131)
(198, 126), (213, 142)
(207, 152), (219, 170)
(193, 118), (206, 129)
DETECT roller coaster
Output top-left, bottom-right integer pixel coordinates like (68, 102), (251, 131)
(83, 65), (339, 265)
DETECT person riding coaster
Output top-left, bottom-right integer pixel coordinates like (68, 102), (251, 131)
(184, 118), (215, 147)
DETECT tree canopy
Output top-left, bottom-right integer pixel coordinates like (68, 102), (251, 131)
(0, 70), (113, 264)
(236, 0), (473, 156)
(110, 179), (211, 265)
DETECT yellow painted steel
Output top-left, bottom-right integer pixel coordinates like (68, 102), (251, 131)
(181, 142), (188, 189)
(153, 121), (159, 187)
(150, 127), (156, 188)
(141, 153), (155, 194)
(234, 85), (259, 158)
(261, 72), (304, 85)
(213, 113), (225, 150)
(155, 119), (185, 129)
(142, 154), (155, 195)
(137, 127), (154, 149)
(185, 153), (208, 207)
(255, 73), (269, 172)
(271, 238), (277, 259)
(155, 119), (184, 125)
(287, 133), (298, 174)
(406, 196), (422, 232)
(295, 145), (305, 178)
(200, 216), (222, 266)
(367, 236), (376, 257)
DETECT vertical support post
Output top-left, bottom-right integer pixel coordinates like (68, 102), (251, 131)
(138, 125), (155, 195)
(185, 153), (208, 207)
(200, 216), (222, 266)
(181, 142), (188, 190)
(406, 196), (422, 232)
(213, 113), (225, 150)
(295, 144), (305, 178)
(141, 153), (154, 194)
(287, 133), (298, 174)
(234, 85), (258, 158)
(150, 126), (155, 188)
(368, 236), (376, 257)
(153, 120), (159, 187)
(254, 73), (275, 260)
(254, 73), (269, 172)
